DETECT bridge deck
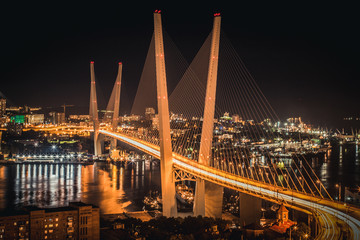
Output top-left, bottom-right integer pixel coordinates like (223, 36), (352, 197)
(101, 129), (360, 239)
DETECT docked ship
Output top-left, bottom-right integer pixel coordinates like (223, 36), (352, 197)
(175, 184), (194, 206)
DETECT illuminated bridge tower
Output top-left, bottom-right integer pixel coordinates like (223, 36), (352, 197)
(89, 61), (102, 156)
(194, 13), (223, 218)
(154, 10), (178, 217)
(110, 62), (122, 150)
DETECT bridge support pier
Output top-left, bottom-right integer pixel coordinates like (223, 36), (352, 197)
(110, 138), (117, 151)
(93, 130), (103, 156)
(239, 193), (262, 225)
(194, 179), (223, 218)
(205, 181), (223, 218)
(194, 179), (205, 216)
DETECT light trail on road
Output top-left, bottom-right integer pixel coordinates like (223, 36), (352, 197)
(100, 130), (360, 239)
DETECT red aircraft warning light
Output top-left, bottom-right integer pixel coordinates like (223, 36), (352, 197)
(90, 61), (94, 64)
(214, 13), (221, 17)
(119, 62), (122, 65)
(154, 10), (161, 13)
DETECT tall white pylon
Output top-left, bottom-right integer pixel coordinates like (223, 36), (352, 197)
(194, 13), (223, 218)
(110, 62), (123, 150)
(153, 10), (177, 217)
(89, 61), (102, 156)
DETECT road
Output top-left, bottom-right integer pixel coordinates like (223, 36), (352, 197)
(102, 130), (360, 239)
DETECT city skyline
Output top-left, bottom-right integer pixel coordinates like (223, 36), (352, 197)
(1, 2), (359, 128)
(1, 7), (360, 238)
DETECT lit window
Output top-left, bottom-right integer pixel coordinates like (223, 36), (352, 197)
(14, 222), (17, 226)
(44, 236), (47, 239)
(55, 224), (58, 227)
(49, 230), (53, 233)
(55, 218), (58, 222)
(44, 230), (47, 234)
(45, 225), (47, 228)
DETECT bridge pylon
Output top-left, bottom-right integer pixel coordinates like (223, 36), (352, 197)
(109, 62), (122, 150)
(153, 11), (177, 217)
(89, 61), (102, 156)
(194, 13), (223, 218)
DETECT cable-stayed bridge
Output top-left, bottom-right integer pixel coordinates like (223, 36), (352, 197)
(87, 11), (360, 239)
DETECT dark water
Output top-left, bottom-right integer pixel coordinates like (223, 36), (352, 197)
(0, 161), (161, 213)
(314, 143), (360, 199)
(0, 143), (359, 213)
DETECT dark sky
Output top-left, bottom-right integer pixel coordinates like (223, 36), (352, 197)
(1, 1), (359, 127)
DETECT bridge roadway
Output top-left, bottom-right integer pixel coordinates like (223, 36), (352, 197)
(101, 129), (360, 239)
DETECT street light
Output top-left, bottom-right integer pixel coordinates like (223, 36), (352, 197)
(336, 183), (341, 201)
(289, 225), (297, 240)
(316, 179), (321, 196)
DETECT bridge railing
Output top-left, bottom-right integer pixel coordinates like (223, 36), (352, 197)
(108, 128), (327, 201)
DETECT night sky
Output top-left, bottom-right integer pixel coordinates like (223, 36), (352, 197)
(1, 2), (359, 128)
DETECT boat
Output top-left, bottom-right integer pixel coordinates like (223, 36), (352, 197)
(175, 184), (194, 205)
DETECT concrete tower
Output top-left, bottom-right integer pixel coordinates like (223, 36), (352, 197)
(89, 61), (102, 156)
(153, 10), (178, 217)
(194, 13), (223, 218)
(110, 62), (122, 150)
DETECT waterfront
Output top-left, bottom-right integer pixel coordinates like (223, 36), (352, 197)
(314, 142), (360, 199)
(0, 142), (359, 214)
(0, 161), (161, 213)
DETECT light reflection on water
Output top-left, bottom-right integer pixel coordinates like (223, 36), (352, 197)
(314, 143), (360, 198)
(0, 161), (161, 213)
(1, 144), (360, 212)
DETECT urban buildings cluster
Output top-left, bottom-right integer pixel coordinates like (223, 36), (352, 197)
(0, 202), (99, 240)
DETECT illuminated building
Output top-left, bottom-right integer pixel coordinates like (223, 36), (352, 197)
(26, 114), (44, 125)
(269, 204), (296, 234)
(0, 98), (6, 117)
(7, 116), (24, 135)
(49, 112), (65, 125)
(121, 114), (140, 122)
(69, 115), (90, 121)
(145, 107), (155, 120)
(232, 114), (241, 123)
(152, 114), (159, 129)
(0, 202), (99, 240)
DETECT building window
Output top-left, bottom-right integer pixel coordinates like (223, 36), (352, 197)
(45, 225), (47, 228)
(44, 230), (47, 234)
(14, 222), (17, 226)
(55, 224), (58, 227)
(49, 229), (53, 233)
(55, 218), (58, 222)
